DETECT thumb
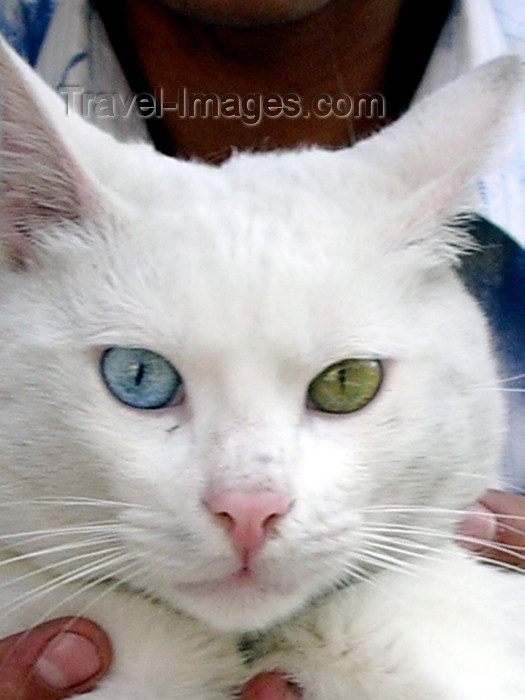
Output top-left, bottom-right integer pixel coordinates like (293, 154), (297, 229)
(0, 617), (112, 699)
(239, 672), (303, 700)
(459, 489), (525, 568)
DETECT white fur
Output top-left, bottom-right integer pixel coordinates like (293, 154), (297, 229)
(0, 38), (524, 697)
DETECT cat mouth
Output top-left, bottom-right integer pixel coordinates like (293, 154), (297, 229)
(184, 567), (265, 592)
(181, 565), (290, 596)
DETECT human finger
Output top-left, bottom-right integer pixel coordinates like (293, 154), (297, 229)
(459, 489), (525, 568)
(239, 671), (303, 699)
(0, 616), (112, 699)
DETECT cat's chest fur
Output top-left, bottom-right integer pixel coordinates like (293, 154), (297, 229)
(0, 37), (524, 699)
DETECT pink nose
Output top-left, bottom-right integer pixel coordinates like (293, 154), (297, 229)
(206, 490), (291, 565)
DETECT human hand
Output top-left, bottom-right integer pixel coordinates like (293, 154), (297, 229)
(0, 616), (112, 699)
(459, 489), (525, 568)
(0, 620), (300, 700)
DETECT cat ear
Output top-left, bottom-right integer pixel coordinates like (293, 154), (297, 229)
(351, 55), (523, 264)
(0, 38), (101, 268)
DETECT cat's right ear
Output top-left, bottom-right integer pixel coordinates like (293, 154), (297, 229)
(0, 38), (102, 269)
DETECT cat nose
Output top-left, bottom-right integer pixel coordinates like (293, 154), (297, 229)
(206, 490), (292, 565)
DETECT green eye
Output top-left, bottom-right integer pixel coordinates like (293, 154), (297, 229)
(100, 347), (183, 409)
(307, 359), (383, 414)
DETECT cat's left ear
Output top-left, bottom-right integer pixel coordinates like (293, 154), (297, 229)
(0, 38), (104, 268)
(350, 55), (523, 264)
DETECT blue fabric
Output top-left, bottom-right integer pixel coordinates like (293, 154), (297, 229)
(0, 0), (55, 65)
(459, 216), (525, 491)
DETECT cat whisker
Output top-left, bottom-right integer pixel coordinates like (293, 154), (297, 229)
(363, 531), (442, 552)
(0, 545), (131, 618)
(498, 372), (525, 384)
(0, 557), (147, 675)
(0, 495), (148, 510)
(363, 504), (474, 515)
(355, 545), (470, 595)
(0, 536), (124, 584)
(471, 371), (525, 391)
(352, 548), (421, 580)
(2, 544), (129, 605)
(482, 371), (525, 385)
(0, 523), (126, 566)
(0, 523), (123, 548)
(54, 560), (152, 626)
(361, 521), (525, 572)
(363, 504), (525, 526)
(34, 557), (145, 621)
(477, 387), (525, 394)
(356, 541), (425, 571)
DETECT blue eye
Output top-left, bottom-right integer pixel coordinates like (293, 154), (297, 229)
(100, 347), (183, 409)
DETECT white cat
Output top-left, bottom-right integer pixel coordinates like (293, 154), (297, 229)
(0, 36), (524, 699)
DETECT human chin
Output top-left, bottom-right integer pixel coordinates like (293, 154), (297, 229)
(157, 0), (333, 25)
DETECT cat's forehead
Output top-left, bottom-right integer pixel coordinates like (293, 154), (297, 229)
(121, 145), (398, 222)
(116, 146), (399, 268)
(78, 152), (418, 363)
(43, 143), (468, 366)
(115, 151), (397, 292)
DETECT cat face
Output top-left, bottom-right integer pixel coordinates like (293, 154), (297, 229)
(0, 41), (518, 632)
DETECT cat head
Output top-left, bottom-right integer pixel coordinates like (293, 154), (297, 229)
(0, 38), (521, 632)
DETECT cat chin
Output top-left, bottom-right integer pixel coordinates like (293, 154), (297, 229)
(172, 578), (312, 633)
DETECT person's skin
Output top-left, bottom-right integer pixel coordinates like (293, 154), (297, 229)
(98, 0), (456, 161)
(2, 0), (525, 697)
(97, 0), (403, 161)
(159, 0), (334, 25)
(459, 489), (525, 568)
(0, 617), (112, 699)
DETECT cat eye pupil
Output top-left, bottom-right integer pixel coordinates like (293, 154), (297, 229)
(132, 362), (145, 386)
(307, 359), (383, 415)
(100, 347), (182, 410)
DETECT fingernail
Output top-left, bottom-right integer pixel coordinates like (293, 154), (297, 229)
(240, 672), (302, 700)
(458, 502), (498, 551)
(35, 632), (102, 690)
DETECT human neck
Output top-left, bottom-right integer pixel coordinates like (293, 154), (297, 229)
(97, 0), (437, 161)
